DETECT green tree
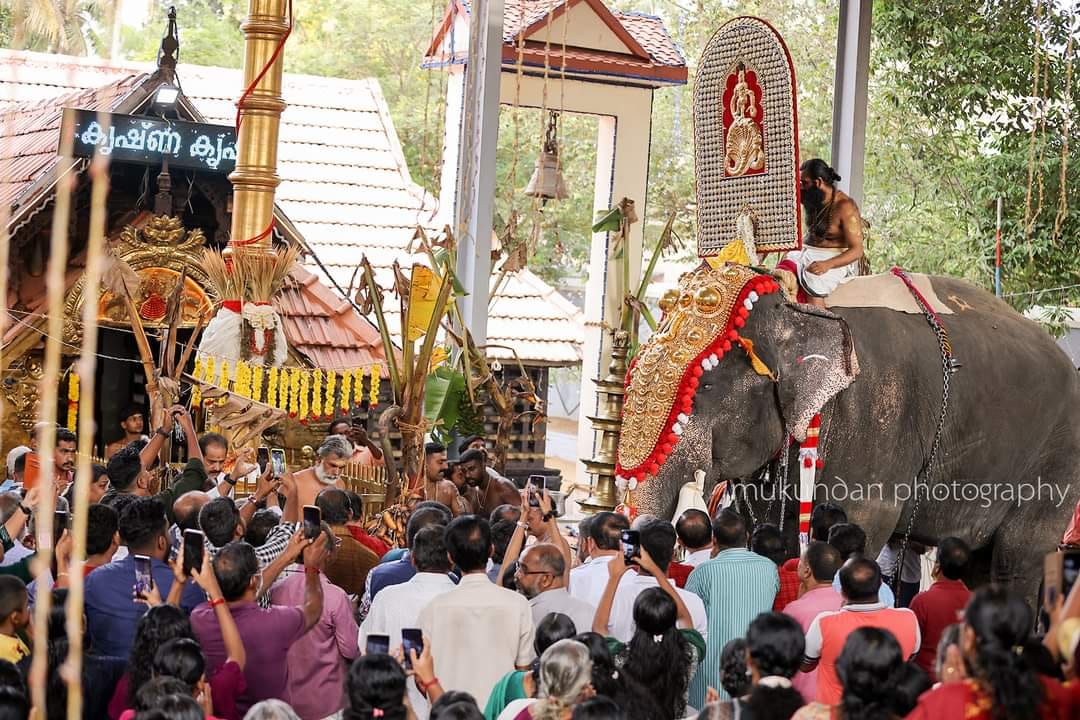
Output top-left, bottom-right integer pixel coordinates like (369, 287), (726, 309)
(1, 0), (103, 54)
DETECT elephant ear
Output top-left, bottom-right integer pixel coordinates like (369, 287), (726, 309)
(774, 304), (859, 441)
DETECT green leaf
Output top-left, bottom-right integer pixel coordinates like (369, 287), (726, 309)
(592, 206), (623, 233)
(424, 365), (466, 438)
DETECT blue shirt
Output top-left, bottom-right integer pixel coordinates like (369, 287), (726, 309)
(833, 570), (896, 607)
(369, 553), (416, 600)
(380, 548), (408, 564)
(686, 548), (779, 707)
(84, 555), (205, 658)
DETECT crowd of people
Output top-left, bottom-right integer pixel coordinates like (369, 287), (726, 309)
(0, 414), (1079, 720)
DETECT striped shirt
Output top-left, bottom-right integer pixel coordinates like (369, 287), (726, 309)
(685, 548), (778, 708)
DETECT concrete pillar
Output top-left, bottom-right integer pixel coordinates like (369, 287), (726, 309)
(830, 0), (873, 203)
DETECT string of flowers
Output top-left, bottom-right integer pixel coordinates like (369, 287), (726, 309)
(369, 365), (380, 407)
(339, 370), (353, 414)
(298, 370), (310, 423)
(66, 369), (79, 431)
(252, 364), (265, 404)
(324, 371), (336, 420)
(311, 369), (323, 421)
(267, 367), (279, 409)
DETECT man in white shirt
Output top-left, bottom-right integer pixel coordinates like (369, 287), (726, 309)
(601, 518), (708, 643)
(569, 511), (630, 607)
(360, 524), (454, 720)
(676, 509), (714, 567)
(199, 434), (261, 500)
(419, 515), (534, 708)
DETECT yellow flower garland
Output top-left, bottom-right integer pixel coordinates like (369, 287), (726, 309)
(311, 369), (323, 420)
(299, 369), (310, 421)
(252, 364), (265, 403)
(67, 369), (79, 431)
(288, 367), (300, 417)
(369, 364), (380, 406)
(354, 368), (365, 407)
(218, 360), (231, 405)
(339, 370), (353, 414)
(325, 371), (337, 420)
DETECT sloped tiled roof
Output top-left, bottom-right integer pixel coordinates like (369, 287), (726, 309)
(427, 0), (687, 84)
(0, 50), (584, 365)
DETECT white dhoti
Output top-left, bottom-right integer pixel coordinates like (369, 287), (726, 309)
(783, 245), (858, 297)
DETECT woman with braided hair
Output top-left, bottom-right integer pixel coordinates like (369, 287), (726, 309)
(906, 586), (1077, 720)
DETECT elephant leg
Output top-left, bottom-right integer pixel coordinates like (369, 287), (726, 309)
(991, 498), (1063, 609)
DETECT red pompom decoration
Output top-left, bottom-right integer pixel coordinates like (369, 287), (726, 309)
(728, 329), (739, 341)
(722, 340), (732, 352)
(656, 453), (668, 465)
(803, 457), (813, 468)
(688, 377), (699, 390)
(288, 412), (297, 419)
(300, 419), (308, 426)
(734, 317), (745, 328)
(647, 462), (659, 475)
(738, 306), (749, 318)
(815, 458), (825, 470)
(662, 443), (673, 454)
(692, 366), (704, 378)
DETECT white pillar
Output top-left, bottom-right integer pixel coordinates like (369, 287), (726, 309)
(454, 0), (504, 346)
(830, 0), (872, 203)
(438, 65), (466, 226)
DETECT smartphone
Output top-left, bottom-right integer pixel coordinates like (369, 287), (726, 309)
(621, 529), (641, 562)
(133, 554), (153, 595)
(21, 453), (40, 490)
(527, 474), (546, 508)
(183, 529), (205, 577)
(303, 505), (322, 540)
(270, 448), (286, 478)
(53, 510), (68, 545)
(257, 446), (270, 474)
(366, 634), (390, 656)
(1045, 549), (1080, 606)
(401, 628), (424, 669)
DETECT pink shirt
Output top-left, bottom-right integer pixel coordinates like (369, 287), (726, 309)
(271, 568), (361, 720)
(783, 585), (843, 703)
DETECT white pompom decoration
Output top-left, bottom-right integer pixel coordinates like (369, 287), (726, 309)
(749, 291), (759, 302)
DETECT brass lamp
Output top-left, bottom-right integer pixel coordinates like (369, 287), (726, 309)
(524, 111), (568, 202)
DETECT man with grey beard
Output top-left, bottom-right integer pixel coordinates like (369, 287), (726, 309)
(283, 434), (354, 521)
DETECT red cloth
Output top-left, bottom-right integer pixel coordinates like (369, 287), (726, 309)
(347, 525), (391, 558)
(1062, 499), (1080, 545)
(909, 579), (971, 681)
(773, 565), (801, 611)
(905, 677), (1079, 720)
(782, 557), (799, 574)
(667, 562), (693, 589)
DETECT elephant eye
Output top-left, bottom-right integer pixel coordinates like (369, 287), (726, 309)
(702, 383), (712, 390)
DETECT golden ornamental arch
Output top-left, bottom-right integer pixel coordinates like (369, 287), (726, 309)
(62, 214), (218, 346)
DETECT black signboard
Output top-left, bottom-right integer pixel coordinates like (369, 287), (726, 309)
(62, 108), (238, 174)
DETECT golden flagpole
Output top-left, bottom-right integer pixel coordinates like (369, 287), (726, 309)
(228, 0), (289, 255)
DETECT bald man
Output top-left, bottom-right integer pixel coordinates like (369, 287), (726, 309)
(516, 543), (596, 631)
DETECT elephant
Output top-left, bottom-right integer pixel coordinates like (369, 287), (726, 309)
(626, 265), (1080, 604)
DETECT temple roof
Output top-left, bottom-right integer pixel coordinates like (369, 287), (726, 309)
(425, 0), (687, 86)
(0, 50), (584, 366)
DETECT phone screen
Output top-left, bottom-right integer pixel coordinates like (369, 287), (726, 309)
(303, 505), (322, 540)
(134, 554), (153, 595)
(257, 447), (270, 474)
(1064, 551), (1080, 599)
(366, 634), (390, 656)
(21, 453), (40, 490)
(401, 628), (423, 669)
(621, 529), (641, 562)
(183, 529), (205, 577)
(270, 448), (286, 478)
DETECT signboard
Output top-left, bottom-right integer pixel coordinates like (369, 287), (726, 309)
(62, 108), (237, 174)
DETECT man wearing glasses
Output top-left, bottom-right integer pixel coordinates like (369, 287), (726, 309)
(516, 543), (595, 632)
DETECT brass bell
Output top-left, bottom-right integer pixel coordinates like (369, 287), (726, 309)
(524, 111), (569, 202)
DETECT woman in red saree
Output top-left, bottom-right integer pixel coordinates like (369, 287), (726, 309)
(906, 587), (1079, 720)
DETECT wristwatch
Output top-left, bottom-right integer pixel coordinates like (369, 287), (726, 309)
(155, 427), (170, 438)
(18, 504), (31, 517)
(225, 474), (238, 486)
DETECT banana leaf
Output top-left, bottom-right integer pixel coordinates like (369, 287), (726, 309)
(431, 246), (468, 296)
(424, 365), (466, 442)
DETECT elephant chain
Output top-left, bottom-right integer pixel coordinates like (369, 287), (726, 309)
(892, 268), (953, 589)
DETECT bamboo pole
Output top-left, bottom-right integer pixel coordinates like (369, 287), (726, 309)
(28, 119), (76, 720)
(64, 141), (110, 720)
(0, 112), (10, 427)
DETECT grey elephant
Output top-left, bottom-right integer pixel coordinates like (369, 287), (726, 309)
(619, 263), (1079, 603)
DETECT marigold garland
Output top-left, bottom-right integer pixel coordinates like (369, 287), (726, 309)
(369, 365), (380, 407)
(252, 364), (265, 403)
(218, 360), (231, 405)
(299, 370), (310, 422)
(235, 360), (252, 399)
(311, 370), (323, 420)
(193, 357), (205, 382)
(288, 368), (300, 418)
(325, 371), (336, 420)
(339, 370), (352, 414)
(191, 382), (201, 409)
(66, 369), (79, 431)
